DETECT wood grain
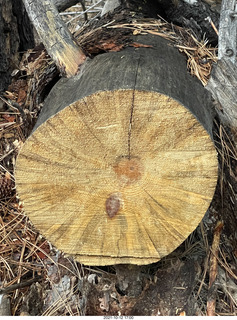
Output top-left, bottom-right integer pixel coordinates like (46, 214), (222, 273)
(15, 90), (218, 265)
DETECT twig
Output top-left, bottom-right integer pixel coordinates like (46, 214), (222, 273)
(0, 97), (24, 117)
(207, 221), (224, 316)
(205, 16), (219, 35)
(66, 0), (103, 25)
(0, 277), (41, 294)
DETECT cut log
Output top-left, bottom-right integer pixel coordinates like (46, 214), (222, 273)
(15, 35), (218, 266)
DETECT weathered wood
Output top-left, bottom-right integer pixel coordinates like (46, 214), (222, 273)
(15, 35), (218, 266)
(101, 0), (121, 16)
(0, 294), (11, 316)
(206, 59), (237, 126)
(34, 35), (216, 135)
(218, 0), (237, 62)
(205, 0), (237, 129)
(22, 0), (86, 77)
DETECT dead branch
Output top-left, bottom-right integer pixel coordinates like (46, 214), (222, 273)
(207, 221), (224, 316)
(22, 0), (86, 77)
(218, 0), (237, 62)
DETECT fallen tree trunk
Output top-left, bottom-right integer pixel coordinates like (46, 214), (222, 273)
(15, 34), (218, 266)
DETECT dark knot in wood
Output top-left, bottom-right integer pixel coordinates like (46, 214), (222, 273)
(105, 192), (121, 218)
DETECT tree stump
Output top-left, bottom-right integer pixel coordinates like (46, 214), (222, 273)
(15, 35), (218, 266)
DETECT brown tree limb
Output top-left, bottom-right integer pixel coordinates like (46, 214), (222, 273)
(22, 0), (86, 77)
(0, 277), (41, 294)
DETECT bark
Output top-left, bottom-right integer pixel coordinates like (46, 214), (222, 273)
(102, 0), (220, 44)
(0, 294), (11, 316)
(53, 0), (81, 12)
(0, 0), (35, 92)
(206, 0), (237, 128)
(12, 0), (35, 52)
(0, 0), (19, 92)
(34, 34), (216, 135)
(218, 0), (237, 62)
(206, 59), (237, 126)
(159, 0), (220, 45)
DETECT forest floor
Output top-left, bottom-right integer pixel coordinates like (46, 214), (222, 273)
(0, 1), (237, 316)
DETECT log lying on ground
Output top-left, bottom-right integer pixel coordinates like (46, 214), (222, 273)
(15, 35), (218, 266)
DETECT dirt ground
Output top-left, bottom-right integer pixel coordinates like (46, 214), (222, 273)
(0, 1), (237, 316)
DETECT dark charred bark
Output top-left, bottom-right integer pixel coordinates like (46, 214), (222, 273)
(53, 0), (82, 12)
(157, 0), (220, 45)
(102, 0), (220, 45)
(0, 0), (34, 92)
(0, 0), (19, 92)
(12, 0), (35, 52)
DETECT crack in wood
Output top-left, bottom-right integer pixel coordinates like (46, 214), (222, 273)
(128, 56), (140, 159)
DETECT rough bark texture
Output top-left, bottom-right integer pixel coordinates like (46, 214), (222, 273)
(157, 0), (220, 45)
(22, 0), (86, 77)
(53, 0), (81, 12)
(0, 0), (19, 92)
(207, 59), (237, 127)
(0, 294), (11, 316)
(15, 35), (218, 266)
(0, 0), (34, 92)
(34, 35), (216, 135)
(12, 0), (35, 52)
(218, 0), (237, 62)
(102, 0), (221, 45)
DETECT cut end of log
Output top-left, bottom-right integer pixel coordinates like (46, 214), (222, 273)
(15, 89), (218, 266)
